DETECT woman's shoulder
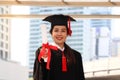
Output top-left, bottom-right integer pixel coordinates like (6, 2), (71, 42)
(72, 49), (80, 54)
(36, 46), (42, 52)
(35, 46), (42, 57)
(65, 43), (82, 56)
(72, 49), (82, 57)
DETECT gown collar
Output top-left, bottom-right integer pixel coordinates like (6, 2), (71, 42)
(50, 42), (65, 51)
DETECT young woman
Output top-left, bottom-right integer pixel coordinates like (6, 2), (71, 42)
(33, 14), (85, 80)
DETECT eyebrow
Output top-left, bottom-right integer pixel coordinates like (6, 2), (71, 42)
(54, 27), (66, 29)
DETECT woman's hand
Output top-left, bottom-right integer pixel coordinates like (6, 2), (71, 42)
(42, 48), (48, 58)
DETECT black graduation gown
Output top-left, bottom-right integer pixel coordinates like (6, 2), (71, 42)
(33, 45), (85, 80)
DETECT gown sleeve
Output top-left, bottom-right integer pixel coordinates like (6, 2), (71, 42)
(33, 47), (48, 80)
(33, 48), (42, 80)
(74, 51), (85, 80)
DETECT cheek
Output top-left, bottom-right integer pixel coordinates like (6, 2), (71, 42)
(51, 33), (56, 39)
(65, 35), (68, 39)
(51, 32), (55, 36)
(64, 32), (68, 37)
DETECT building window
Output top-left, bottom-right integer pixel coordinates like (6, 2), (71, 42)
(6, 27), (8, 32)
(0, 8), (4, 14)
(0, 25), (1, 31)
(0, 33), (2, 39)
(5, 43), (8, 49)
(0, 19), (3, 22)
(1, 33), (3, 40)
(5, 51), (8, 59)
(1, 25), (4, 31)
(0, 41), (4, 48)
(6, 35), (8, 41)
(0, 50), (3, 59)
(6, 19), (9, 24)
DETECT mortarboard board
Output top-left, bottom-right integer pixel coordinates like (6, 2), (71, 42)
(43, 14), (76, 36)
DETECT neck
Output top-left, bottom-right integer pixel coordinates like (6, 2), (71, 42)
(54, 42), (64, 50)
(51, 42), (65, 51)
(58, 43), (64, 49)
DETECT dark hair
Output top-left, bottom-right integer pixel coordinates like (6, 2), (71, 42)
(64, 43), (76, 65)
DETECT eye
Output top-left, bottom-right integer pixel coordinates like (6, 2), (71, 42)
(61, 30), (66, 32)
(54, 29), (59, 32)
(61, 28), (67, 32)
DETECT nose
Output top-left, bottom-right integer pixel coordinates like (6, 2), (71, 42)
(57, 31), (62, 35)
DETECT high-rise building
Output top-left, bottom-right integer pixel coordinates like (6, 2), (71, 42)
(89, 7), (111, 60)
(0, 6), (11, 60)
(29, 6), (111, 77)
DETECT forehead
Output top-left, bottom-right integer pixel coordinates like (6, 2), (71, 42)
(53, 25), (67, 29)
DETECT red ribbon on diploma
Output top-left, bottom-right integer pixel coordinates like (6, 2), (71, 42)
(38, 43), (58, 70)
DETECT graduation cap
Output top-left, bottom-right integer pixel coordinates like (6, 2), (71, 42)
(43, 14), (76, 36)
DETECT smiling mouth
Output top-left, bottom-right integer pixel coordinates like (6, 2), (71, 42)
(56, 37), (63, 40)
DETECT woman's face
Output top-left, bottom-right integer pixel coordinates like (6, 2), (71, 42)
(51, 25), (68, 47)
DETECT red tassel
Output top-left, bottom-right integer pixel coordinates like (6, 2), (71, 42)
(68, 18), (72, 36)
(62, 52), (67, 72)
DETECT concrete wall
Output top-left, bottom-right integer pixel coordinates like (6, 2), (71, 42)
(0, 59), (28, 80)
(84, 56), (120, 77)
(86, 75), (120, 80)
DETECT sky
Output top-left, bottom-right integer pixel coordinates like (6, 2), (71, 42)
(10, 6), (120, 66)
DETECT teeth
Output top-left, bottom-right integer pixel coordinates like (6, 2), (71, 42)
(57, 37), (62, 40)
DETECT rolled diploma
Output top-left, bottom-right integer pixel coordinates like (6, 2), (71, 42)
(40, 24), (48, 44)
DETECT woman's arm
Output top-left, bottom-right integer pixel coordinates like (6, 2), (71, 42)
(74, 51), (85, 80)
(33, 47), (49, 80)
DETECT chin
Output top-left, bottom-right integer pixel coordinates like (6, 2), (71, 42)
(56, 42), (64, 44)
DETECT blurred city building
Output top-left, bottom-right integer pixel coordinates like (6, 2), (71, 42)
(0, 6), (28, 80)
(84, 38), (120, 77)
